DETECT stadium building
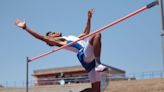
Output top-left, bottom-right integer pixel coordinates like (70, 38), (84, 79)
(33, 64), (126, 86)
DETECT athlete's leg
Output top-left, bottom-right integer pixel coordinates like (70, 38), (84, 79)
(89, 33), (107, 72)
(91, 82), (101, 92)
(90, 33), (101, 64)
(83, 33), (101, 63)
(88, 69), (101, 92)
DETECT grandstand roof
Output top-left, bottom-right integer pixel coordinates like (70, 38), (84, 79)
(33, 64), (125, 76)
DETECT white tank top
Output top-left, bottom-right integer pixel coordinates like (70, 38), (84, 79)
(62, 35), (86, 53)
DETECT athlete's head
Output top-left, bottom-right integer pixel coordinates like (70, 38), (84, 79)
(45, 31), (62, 46)
(46, 31), (62, 38)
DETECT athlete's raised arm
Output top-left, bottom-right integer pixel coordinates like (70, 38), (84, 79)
(78, 9), (94, 38)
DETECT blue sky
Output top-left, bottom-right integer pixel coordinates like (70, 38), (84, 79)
(0, 0), (163, 85)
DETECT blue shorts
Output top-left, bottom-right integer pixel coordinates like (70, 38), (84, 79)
(77, 48), (96, 73)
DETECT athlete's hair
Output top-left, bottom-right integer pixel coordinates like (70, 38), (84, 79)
(46, 31), (52, 36)
(45, 31), (54, 46)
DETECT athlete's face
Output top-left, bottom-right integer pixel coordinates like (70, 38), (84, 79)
(47, 32), (62, 38)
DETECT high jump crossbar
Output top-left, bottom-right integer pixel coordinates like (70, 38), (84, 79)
(28, 0), (159, 62)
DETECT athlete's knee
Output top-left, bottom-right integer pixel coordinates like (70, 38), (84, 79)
(95, 33), (101, 39)
(89, 33), (101, 45)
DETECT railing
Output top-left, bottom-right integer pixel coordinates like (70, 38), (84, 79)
(35, 76), (90, 86)
(126, 71), (164, 80)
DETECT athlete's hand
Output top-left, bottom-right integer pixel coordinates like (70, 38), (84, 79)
(15, 19), (26, 29)
(88, 8), (94, 19)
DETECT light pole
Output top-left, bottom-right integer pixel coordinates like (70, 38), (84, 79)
(159, 0), (164, 71)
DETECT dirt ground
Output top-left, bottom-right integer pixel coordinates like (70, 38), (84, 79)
(104, 78), (164, 92)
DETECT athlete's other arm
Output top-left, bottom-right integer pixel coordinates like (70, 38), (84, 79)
(15, 19), (63, 46)
(78, 9), (94, 38)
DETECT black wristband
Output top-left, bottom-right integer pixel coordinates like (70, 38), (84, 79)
(22, 24), (26, 29)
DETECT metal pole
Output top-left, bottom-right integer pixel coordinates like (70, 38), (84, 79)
(26, 57), (30, 92)
(160, 0), (164, 30)
(159, 0), (164, 71)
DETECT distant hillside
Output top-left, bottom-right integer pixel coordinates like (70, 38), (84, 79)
(104, 78), (164, 92)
